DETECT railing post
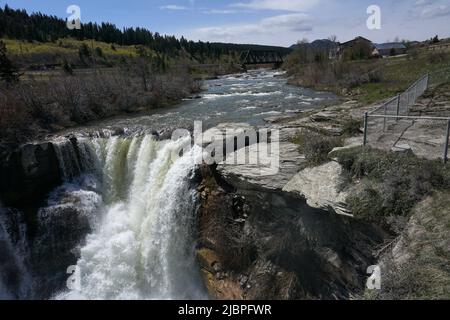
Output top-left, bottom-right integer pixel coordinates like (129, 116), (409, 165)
(407, 91), (411, 114)
(444, 119), (450, 164)
(363, 112), (369, 146)
(396, 94), (401, 122)
(383, 103), (387, 132)
(414, 81), (418, 104)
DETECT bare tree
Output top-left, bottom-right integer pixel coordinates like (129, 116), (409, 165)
(328, 35), (338, 43)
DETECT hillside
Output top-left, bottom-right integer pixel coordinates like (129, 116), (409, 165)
(0, 4), (290, 70)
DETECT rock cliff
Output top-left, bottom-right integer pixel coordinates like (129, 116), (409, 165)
(197, 161), (385, 299)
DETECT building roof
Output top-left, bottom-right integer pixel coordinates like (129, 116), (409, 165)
(340, 36), (372, 46)
(374, 42), (407, 50)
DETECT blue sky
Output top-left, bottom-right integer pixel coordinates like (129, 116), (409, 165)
(2, 0), (450, 46)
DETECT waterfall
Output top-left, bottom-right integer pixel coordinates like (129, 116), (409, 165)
(52, 135), (206, 300)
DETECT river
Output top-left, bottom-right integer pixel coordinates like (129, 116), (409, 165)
(0, 69), (337, 300)
(74, 69), (337, 135)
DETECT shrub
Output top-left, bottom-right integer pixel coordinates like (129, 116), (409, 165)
(368, 68), (384, 83)
(0, 91), (34, 142)
(428, 51), (448, 64)
(334, 147), (450, 219)
(366, 192), (450, 300)
(0, 63), (202, 143)
(78, 43), (91, 58)
(62, 60), (73, 75)
(293, 130), (343, 165)
(347, 186), (384, 219)
(341, 118), (363, 137)
(407, 49), (419, 61)
(94, 47), (103, 57)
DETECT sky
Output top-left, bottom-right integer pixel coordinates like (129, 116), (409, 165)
(2, 0), (450, 47)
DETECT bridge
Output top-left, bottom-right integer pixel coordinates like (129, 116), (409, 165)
(239, 50), (284, 70)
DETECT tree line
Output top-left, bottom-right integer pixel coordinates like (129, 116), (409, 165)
(0, 5), (290, 63)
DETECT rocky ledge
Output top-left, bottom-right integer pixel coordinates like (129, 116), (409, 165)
(196, 161), (385, 300)
(195, 116), (387, 300)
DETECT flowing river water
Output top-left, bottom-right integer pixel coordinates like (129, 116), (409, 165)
(0, 69), (337, 300)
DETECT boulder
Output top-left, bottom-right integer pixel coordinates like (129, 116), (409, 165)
(283, 161), (351, 216)
(391, 143), (412, 153)
(310, 111), (338, 122)
(217, 141), (305, 191)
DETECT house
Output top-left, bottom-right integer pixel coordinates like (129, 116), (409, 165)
(339, 36), (373, 50)
(374, 43), (407, 57)
(331, 36), (377, 60)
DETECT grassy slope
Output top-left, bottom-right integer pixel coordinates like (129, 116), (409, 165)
(365, 191), (450, 300)
(284, 45), (450, 105)
(3, 38), (140, 58)
(355, 50), (450, 104)
(2, 38), (241, 78)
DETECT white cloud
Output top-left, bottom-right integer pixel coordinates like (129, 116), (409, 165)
(413, 0), (437, 7)
(231, 0), (320, 12)
(160, 5), (189, 11)
(202, 9), (238, 14)
(261, 13), (312, 31)
(420, 4), (450, 18)
(188, 13), (312, 44)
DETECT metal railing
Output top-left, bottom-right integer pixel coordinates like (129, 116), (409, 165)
(363, 71), (450, 163)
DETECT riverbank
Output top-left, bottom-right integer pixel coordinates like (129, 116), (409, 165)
(0, 66), (202, 144)
(283, 45), (450, 105)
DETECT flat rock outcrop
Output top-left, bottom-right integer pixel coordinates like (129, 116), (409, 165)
(283, 161), (351, 216)
(217, 141), (305, 191)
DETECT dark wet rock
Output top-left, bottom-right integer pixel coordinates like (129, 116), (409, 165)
(31, 184), (100, 299)
(0, 142), (61, 208)
(0, 208), (32, 299)
(198, 162), (386, 300)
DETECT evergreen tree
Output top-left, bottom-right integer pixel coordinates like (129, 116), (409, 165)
(0, 40), (19, 83)
(62, 59), (73, 75)
(0, 5), (291, 62)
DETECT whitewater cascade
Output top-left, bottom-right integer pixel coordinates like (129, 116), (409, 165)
(44, 134), (206, 299)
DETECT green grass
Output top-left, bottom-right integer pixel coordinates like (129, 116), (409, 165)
(2, 38), (142, 57)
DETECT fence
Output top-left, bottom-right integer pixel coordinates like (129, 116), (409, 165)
(363, 71), (450, 163)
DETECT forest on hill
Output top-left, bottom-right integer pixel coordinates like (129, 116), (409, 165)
(0, 4), (290, 64)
